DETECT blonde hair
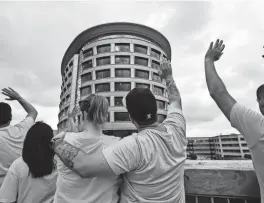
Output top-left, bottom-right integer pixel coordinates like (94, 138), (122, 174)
(79, 94), (109, 125)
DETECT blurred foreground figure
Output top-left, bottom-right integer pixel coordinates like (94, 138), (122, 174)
(0, 122), (57, 203)
(52, 59), (187, 203)
(0, 88), (38, 186)
(204, 39), (264, 202)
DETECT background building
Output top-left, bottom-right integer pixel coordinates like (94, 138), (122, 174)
(57, 22), (171, 137)
(187, 133), (251, 160)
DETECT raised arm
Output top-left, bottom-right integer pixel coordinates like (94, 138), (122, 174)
(159, 59), (182, 109)
(66, 107), (78, 133)
(204, 39), (236, 121)
(1, 87), (38, 121)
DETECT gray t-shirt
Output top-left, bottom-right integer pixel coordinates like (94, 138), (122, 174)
(103, 106), (187, 203)
(230, 103), (264, 203)
(54, 132), (121, 203)
(0, 157), (58, 203)
(0, 117), (34, 186)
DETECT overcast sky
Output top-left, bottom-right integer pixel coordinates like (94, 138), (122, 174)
(0, 1), (263, 137)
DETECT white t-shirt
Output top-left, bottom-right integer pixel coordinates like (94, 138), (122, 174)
(0, 157), (58, 203)
(103, 106), (187, 203)
(54, 132), (121, 203)
(0, 116), (34, 186)
(230, 103), (264, 203)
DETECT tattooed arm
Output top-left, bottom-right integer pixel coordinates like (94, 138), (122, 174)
(159, 59), (182, 109)
(52, 134), (115, 178)
(158, 60), (186, 140)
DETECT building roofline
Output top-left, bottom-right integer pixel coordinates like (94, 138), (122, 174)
(61, 22), (171, 75)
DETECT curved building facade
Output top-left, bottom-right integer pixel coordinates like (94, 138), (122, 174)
(58, 22), (171, 137)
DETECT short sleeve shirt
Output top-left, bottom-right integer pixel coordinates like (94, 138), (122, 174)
(103, 106), (187, 203)
(230, 103), (264, 203)
(54, 132), (121, 203)
(0, 157), (57, 203)
(0, 117), (34, 186)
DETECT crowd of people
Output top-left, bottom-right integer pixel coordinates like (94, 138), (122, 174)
(0, 39), (263, 203)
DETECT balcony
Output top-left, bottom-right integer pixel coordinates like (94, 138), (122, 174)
(185, 160), (260, 203)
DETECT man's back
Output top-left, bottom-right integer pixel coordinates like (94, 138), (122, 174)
(0, 117), (34, 185)
(103, 107), (187, 203)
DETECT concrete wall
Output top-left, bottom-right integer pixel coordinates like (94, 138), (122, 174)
(185, 160), (260, 200)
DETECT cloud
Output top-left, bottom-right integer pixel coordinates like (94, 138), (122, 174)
(0, 1), (263, 134)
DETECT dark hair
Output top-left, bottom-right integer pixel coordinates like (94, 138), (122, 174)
(0, 102), (12, 125)
(126, 88), (157, 125)
(257, 84), (264, 99)
(79, 94), (109, 125)
(22, 122), (55, 178)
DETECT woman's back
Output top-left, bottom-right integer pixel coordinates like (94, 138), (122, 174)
(0, 157), (57, 203)
(54, 132), (121, 203)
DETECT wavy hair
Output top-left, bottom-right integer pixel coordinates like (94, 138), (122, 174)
(22, 122), (56, 178)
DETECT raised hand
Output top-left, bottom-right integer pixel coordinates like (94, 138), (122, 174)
(159, 58), (173, 80)
(205, 39), (225, 62)
(1, 87), (22, 101)
(68, 107), (78, 118)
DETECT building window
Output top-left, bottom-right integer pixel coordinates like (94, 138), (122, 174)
(95, 83), (110, 92)
(241, 143), (247, 147)
(80, 86), (91, 96)
(96, 70), (110, 79)
(115, 56), (130, 64)
(114, 97), (123, 106)
(134, 44), (147, 54)
(96, 56), (111, 66)
(115, 82), (131, 91)
(153, 86), (164, 96)
(223, 149), (241, 153)
(66, 95), (70, 103)
(81, 73), (92, 83)
(67, 83), (71, 89)
(151, 60), (160, 69)
(69, 61), (73, 67)
(97, 44), (111, 54)
(83, 48), (93, 58)
(136, 83), (150, 89)
(82, 60), (93, 70)
(68, 72), (72, 78)
(162, 55), (168, 61)
(150, 49), (161, 59)
(115, 43), (130, 52)
(243, 149), (250, 153)
(115, 69), (131, 77)
(135, 56), (148, 66)
(114, 112), (130, 121)
(135, 70), (149, 79)
(157, 114), (166, 123)
(157, 100), (165, 109)
(152, 73), (161, 82)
